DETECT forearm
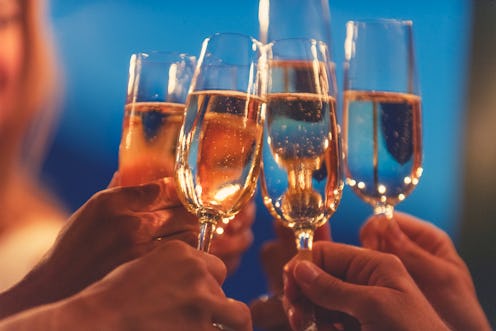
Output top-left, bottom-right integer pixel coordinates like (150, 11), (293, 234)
(0, 264), (61, 319)
(0, 290), (112, 331)
(0, 303), (59, 331)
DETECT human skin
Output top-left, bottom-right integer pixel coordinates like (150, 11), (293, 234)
(210, 200), (256, 274)
(0, 178), (198, 319)
(0, 240), (253, 331)
(0, 173), (256, 322)
(360, 212), (492, 331)
(0, 0), (23, 125)
(250, 222), (331, 331)
(111, 171), (256, 275)
(284, 241), (450, 331)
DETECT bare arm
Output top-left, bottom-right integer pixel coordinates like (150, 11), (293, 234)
(0, 241), (252, 331)
(0, 178), (198, 319)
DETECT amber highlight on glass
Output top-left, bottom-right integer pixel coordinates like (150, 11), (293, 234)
(175, 33), (267, 252)
(342, 19), (423, 219)
(118, 52), (195, 186)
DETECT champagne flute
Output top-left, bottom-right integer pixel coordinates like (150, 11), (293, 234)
(118, 51), (195, 186)
(260, 38), (342, 330)
(342, 19), (423, 219)
(175, 33), (266, 253)
(258, 0), (342, 239)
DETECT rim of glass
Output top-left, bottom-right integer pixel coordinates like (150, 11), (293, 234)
(346, 18), (413, 27)
(206, 32), (261, 45)
(267, 37), (330, 48)
(132, 51), (196, 63)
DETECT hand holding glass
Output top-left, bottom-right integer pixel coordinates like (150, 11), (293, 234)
(260, 38), (342, 331)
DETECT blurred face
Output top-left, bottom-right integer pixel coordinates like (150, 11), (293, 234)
(0, 0), (23, 125)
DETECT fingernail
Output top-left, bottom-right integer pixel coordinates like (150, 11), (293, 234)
(294, 261), (319, 284)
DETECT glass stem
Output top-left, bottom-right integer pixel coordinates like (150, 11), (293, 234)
(373, 203), (394, 220)
(293, 227), (317, 331)
(197, 219), (217, 252)
(373, 204), (394, 251)
(294, 227), (314, 261)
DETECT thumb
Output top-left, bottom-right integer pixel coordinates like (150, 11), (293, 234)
(291, 260), (366, 319)
(103, 177), (182, 212)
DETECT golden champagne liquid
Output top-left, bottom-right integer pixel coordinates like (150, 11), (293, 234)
(343, 90), (423, 207)
(176, 90), (264, 219)
(119, 102), (184, 186)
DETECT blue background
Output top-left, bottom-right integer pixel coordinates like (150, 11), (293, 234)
(43, 0), (472, 316)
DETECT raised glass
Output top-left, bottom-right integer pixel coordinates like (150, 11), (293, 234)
(261, 38), (341, 252)
(118, 52), (195, 186)
(175, 33), (267, 252)
(342, 19), (423, 219)
(260, 38), (342, 330)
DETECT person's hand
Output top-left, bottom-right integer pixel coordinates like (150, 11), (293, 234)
(0, 240), (252, 331)
(0, 177), (198, 319)
(360, 212), (492, 331)
(210, 201), (256, 275)
(112, 170), (255, 275)
(283, 241), (450, 331)
(250, 222), (331, 331)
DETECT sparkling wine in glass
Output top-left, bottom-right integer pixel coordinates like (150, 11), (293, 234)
(258, 0), (341, 232)
(342, 19), (423, 219)
(262, 38), (342, 253)
(175, 33), (266, 252)
(118, 52), (195, 186)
